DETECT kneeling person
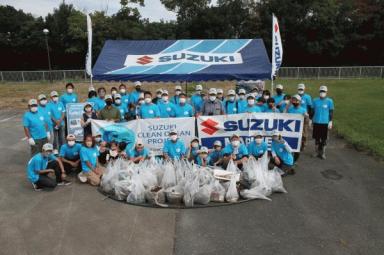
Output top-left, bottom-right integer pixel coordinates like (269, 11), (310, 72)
(163, 130), (186, 160)
(247, 131), (268, 159)
(196, 147), (210, 167)
(59, 134), (82, 173)
(127, 140), (150, 163)
(222, 134), (248, 169)
(79, 135), (104, 186)
(270, 130), (294, 175)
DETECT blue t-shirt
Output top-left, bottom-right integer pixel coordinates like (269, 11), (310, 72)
(208, 150), (224, 165)
(121, 94), (130, 106)
(80, 146), (99, 172)
(114, 103), (127, 121)
(175, 103), (194, 117)
(127, 147), (150, 159)
(300, 93), (312, 110)
(248, 141), (268, 157)
(27, 153), (57, 183)
(190, 94), (204, 113)
(287, 105), (307, 116)
(224, 100), (239, 115)
(22, 111), (48, 140)
(271, 140), (294, 166)
(60, 93), (78, 107)
(223, 143), (249, 160)
(129, 91), (142, 104)
(47, 101), (65, 126)
(273, 94), (285, 105)
(139, 103), (160, 119)
(242, 105), (262, 113)
(263, 106), (280, 113)
(237, 99), (247, 113)
(196, 156), (211, 166)
(59, 143), (82, 160)
(171, 95), (180, 105)
(38, 105), (53, 131)
(312, 97), (334, 124)
(158, 101), (176, 118)
(163, 139), (186, 160)
(87, 97), (104, 111)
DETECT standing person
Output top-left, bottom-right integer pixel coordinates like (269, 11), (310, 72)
(279, 95), (291, 112)
(270, 130), (295, 175)
(79, 135), (103, 186)
(27, 143), (71, 191)
(224, 89), (239, 115)
(97, 87), (107, 110)
(256, 97), (267, 112)
(174, 93), (194, 117)
(171, 85), (183, 105)
(37, 94), (53, 142)
(195, 147), (210, 167)
(152, 88), (163, 104)
(190, 84), (204, 113)
(81, 103), (97, 137)
(129, 81), (143, 105)
(311, 85), (334, 159)
(47, 91), (65, 153)
(273, 84), (286, 110)
(110, 87), (118, 96)
(119, 83), (130, 107)
(157, 90), (176, 118)
(87, 90), (102, 112)
(208, 140), (224, 166)
(23, 99), (50, 156)
(247, 131), (268, 159)
(237, 88), (247, 113)
(126, 139), (150, 163)
(99, 95), (121, 122)
(297, 83), (312, 149)
(163, 130), (186, 160)
(222, 134), (248, 169)
(113, 94), (127, 121)
(60, 83), (78, 108)
(139, 91), (160, 119)
(217, 88), (224, 101)
(241, 95), (262, 113)
(200, 88), (224, 116)
(59, 134), (82, 173)
(264, 98), (280, 113)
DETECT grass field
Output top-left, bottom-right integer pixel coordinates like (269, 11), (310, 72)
(0, 78), (383, 158)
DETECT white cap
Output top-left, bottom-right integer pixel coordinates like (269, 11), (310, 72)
(38, 94), (46, 100)
(238, 89), (246, 94)
(199, 147), (209, 154)
(319, 85), (328, 92)
(196, 84), (203, 91)
(271, 130), (280, 137)
(217, 88), (224, 94)
(213, 140), (222, 147)
(156, 88), (163, 93)
(175, 85), (182, 91)
(169, 129), (177, 135)
(88, 86), (96, 92)
(105, 94), (113, 100)
(298, 83), (305, 90)
(114, 93), (122, 99)
(42, 143), (53, 151)
(276, 84), (283, 90)
(292, 94), (302, 101)
(78, 172), (88, 183)
(208, 88), (217, 95)
(66, 134), (76, 140)
(253, 131), (263, 137)
(134, 81), (142, 87)
(28, 99), (38, 106)
(50, 91), (59, 97)
(227, 89), (236, 96)
(162, 90), (169, 95)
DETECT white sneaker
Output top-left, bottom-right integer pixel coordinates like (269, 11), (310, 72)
(57, 180), (72, 186)
(32, 183), (42, 191)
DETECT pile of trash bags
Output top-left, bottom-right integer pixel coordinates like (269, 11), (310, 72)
(100, 153), (287, 208)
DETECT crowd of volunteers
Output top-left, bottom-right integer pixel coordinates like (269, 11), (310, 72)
(23, 81), (334, 191)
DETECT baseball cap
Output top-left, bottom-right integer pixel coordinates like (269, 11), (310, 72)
(209, 88), (217, 95)
(169, 130), (177, 135)
(217, 88), (224, 94)
(292, 94), (302, 101)
(227, 89), (236, 96)
(271, 130), (280, 137)
(253, 131), (263, 137)
(213, 140), (222, 147)
(50, 91), (59, 97)
(297, 83), (305, 90)
(319, 85), (328, 92)
(276, 84), (283, 90)
(162, 90), (169, 95)
(230, 134), (240, 140)
(28, 99), (38, 106)
(199, 147), (209, 154)
(104, 94), (113, 100)
(191, 136), (199, 142)
(42, 143), (53, 151)
(175, 85), (182, 91)
(238, 89), (246, 95)
(134, 81), (142, 87)
(38, 94), (46, 101)
(196, 84), (203, 91)
(66, 134), (76, 140)
(88, 86), (96, 92)
(247, 94), (255, 99)
(156, 88), (163, 93)
(114, 93), (121, 99)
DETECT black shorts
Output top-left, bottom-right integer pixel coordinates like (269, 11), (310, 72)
(312, 123), (328, 141)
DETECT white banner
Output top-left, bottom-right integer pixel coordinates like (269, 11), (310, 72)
(197, 113), (303, 152)
(86, 13), (93, 77)
(91, 118), (196, 155)
(271, 14), (283, 78)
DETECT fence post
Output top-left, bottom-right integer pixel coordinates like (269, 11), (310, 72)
(297, 67), (300, 79)
(317, 67), (320, 79)
(63, 70), (66, 81)
(21, 71), (25, 83)
(338, 67), (341, 79)
(359, 67), (362, 78)
(380, 67), (383, 79)
(42, 71), (45, 81)
(0, 71), (3, 82)
(84, 70), (87, 81)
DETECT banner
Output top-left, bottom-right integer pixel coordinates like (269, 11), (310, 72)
(197, 113), (303, 152)
(86, 13), (93, 78)
(271, 14), (283, 78)
(66, 103), (92, 141)
(91, 117), (196, 155)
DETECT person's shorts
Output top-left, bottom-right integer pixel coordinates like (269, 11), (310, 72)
(312, 123), (328, 141)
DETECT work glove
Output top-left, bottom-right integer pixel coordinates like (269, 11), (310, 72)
(46, 132), (51, 141)
(28, 138), (35, 146)
(328, 121), (333, 130)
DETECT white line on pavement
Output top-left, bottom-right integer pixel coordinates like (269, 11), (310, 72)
(0, 115), (17, 123)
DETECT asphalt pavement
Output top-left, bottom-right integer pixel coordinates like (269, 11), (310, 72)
(0, 110), (383, 255)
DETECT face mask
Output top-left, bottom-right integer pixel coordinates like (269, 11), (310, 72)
(67, 88), (73, 94)
(175, 90), (181, 96)
(85, 107), (92, 112)
(95, 137), (101, 143)
(40, 100), (47, 106)
(42, 152), (52, 158)
(115, 99), (121, 105)
(247, 99), (255, 105)
(276, 89), (283, 95)
(170, 135), (177, 141)
(298, 90), (304, 95)
(264, 95), (270, 100)
(231, 140), (240, 147)
(106, 100), (113, 106)
(120, 89), (126, 94)
(68, 141), (76, 146)
(156, 93), (162, 98)
(86, 141), (93, 147)
(284, 100), (290, 105)
(30, 106), (38, 112)
(111, 91), (117, 95)
(162, 96), (169, 102)
(179, 98), (186, 104)
(229, 96), (235, 102)
(209, 96), (216, 101)
(320, 92), (327, 98)
(191, 142), (199, 148)
(138, 100), (144, 105)
(110, 150), (118, 157)
(52, 97), (59, 102)
(255, 138), (263, 144)
(135, 87), (141, 92)
(144, 98), (152, 104)
(239, 95), (245, 100)
(196, 90), (201, 94)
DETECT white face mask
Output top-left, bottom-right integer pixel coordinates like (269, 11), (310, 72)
(255, 138), (263, 144)
(52, 97), (59, 102)
(68, 141), (76, 146)
(231, 140), (240, 147)
(284, 100), (290, 105)
(85, 107), (92, 112)
(170, 135), (177, 141)
(247, 99), (255, 105)
(138, 100), (144, 105)
(228, 96), (235, 102)
(264, 95), (270, 100)
(191, 142), (199, 148)
(157, 93), (162, 98)
(179, 98), (186, 104)
(110, 150), (118, 157)
(196, 90), (202, 94)
(144, 98), (152, 104)
(175, 90), (181, 96)
(95, 137), (101, 143)
(320, 92), (327, 98)
(209, 96), (216, 101)
(298, 90), (304, 95)
(111, 91), (117, 95)
(239, 95), (245, 100)
(115, 99), (121, 105)
(162, 96), (169, 102)
(67, 88), (73, 94)
(40, 99), (47, 106)
(120, 89), (126, 94)
(30, 106), (38, 112)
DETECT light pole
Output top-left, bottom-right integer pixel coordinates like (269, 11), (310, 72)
(43, 28), (52, 83)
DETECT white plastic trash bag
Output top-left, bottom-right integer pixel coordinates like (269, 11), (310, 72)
(114, 179), (132, 201)
(225, 176), (239, 203)
(265, 167), (287, 193)
(127, 175), (146, 204)
(160, 161), (177, 189)
(240, 186), (271, 201)
(210, 180), (225, 202)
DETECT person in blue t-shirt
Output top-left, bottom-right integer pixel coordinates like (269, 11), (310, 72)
(171, 85), (182, 105)
(279, 95), (291, 113)
(175, 93), (194, 117)
(163, 130), (186, 160)
(79, 135), (103, 186)
(190, 84), (204, 113)
(222, 134), (248, 169)
(310, 85), (334, 159)
(113, 94), (128, 121)
(152, 88), (164, 105)
(47, 91), (66, 152)
(157, 90), (176, 118)
(118, 83), (130, 107)
(195, 147), (210, 167)
(297, 83), (313, 150)
(129, 81), (143, 105)
(223, 89), (239, 115)
(186, 137), (201, 162)
(126, 139), (150, 163)
(256, 97), (267, 112)
(241, 95), (262, 113)
(60, 83), (78, 108)
(248, 131), (268, 159)
(208, 140), (224, 166)
(270, 130), (295, 176)
(86, 90), (101, 112)
(27, 143), (70, 191)
(59, 134), (82, 173)
(263, 98), (280, 113)
(23, 99), (50, 156)
(273, 84), (286, 110)
(139, 91), (160, 119)
(37, 94), (53, 141)
(237, 89), (247, 113)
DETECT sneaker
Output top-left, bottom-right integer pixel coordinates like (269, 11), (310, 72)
(57, 180), (72, 186)
(32, 183), (42, 191)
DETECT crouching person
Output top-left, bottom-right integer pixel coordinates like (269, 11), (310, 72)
(195, 147), (210, 167)
(163, 130), (186, 161)
(270, 130), (295, 176)
(59, 134), (82, 173)
(208, 140), (224, 167)
(27, 143), (71, 191)
(222, 134), (248, 169)
(79, 135), (104, 186)
(247, 131), (268, 160)
(126, 139), (150, 163)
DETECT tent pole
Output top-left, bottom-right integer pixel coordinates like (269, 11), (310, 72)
(271, 76), (274, 96)
(185, 81), (188, 95)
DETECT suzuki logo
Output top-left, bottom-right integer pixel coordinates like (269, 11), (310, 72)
(201, 119), (219, 135)
(136, 56), (153, 65)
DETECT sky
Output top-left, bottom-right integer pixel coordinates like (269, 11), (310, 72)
(0, 0), (177, 21)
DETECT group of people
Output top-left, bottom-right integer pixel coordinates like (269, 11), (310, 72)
(23, 81), (334, 191)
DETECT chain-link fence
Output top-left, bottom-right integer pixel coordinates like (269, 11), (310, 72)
(0, 66), (383, 82)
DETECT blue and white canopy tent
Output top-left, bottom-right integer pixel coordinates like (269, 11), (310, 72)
(92, 39), (272, 82)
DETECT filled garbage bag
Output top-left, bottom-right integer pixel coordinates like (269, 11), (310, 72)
(194, 184), (212, 205)
(160, 161), (177, 189)
(165, 186), (183, 204)
(243, 156), (258, 183)
(240, 186), (271, 201)
(225, 176), (239, 203)
(127, 174), (146, 204)
(210, 180), (226, 202)
(114, 179), (132, 201)
(183, 174), (199, 207)
(145, 186), (166, 206)
(101, 161), (120, 193)
(265, 167), (288, 193)
(140, 169), (158, 189)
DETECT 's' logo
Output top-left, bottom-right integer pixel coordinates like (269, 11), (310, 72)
(201, 119), (219, 135)
(136, 56), (153, 65)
